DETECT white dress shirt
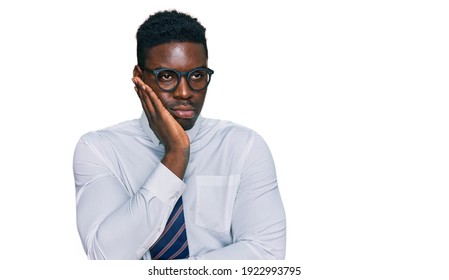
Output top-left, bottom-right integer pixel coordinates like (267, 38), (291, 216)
(73, 113), (286, 260)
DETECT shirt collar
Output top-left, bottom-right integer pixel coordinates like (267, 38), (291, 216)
(140, 112), (202, 146)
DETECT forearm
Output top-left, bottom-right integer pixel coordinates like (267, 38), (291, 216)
(83, 190), (167, 259)
(190, 238), (285, 260)
(76, 163), (185, 259)
(191, 191), (286, 260)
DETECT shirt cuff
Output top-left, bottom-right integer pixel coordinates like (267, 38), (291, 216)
(141, 163), (186, 204)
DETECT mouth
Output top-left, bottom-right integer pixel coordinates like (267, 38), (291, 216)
(171, 105), (196, 119)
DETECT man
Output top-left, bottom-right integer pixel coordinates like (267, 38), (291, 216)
(73, 10), (286, 260)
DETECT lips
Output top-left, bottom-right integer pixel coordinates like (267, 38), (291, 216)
(171, 105), (196, 119)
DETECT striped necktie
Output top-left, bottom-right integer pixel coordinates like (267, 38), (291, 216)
(149, 197), (189, 259)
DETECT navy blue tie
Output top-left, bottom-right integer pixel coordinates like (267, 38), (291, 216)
(149, 197), (189, 259)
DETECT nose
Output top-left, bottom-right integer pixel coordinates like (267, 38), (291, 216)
(172, 76), (192, 99)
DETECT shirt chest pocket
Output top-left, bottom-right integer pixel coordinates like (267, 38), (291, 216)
(194, 175), (241, 233)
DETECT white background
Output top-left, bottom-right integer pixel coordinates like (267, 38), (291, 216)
(0, 0), (448, 279)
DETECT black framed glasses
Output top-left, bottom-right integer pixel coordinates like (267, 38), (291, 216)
(139, 66), (214, 92)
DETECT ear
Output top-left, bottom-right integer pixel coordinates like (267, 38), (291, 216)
(133, 65), (143, 79)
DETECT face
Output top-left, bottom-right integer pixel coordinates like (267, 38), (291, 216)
(134, 42), (209, 130)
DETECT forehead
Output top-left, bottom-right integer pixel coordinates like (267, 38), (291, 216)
(145, 42), (207, 70)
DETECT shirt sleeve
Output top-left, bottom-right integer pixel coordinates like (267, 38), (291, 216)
(191, 132), (286, 260)
(73, 135), (185, 260)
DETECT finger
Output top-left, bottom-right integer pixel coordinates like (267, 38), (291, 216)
(132, 76), (148, 93)
(133, 77), (157, 119)
(141, 95), (155, 124)
(144, 85), (166, 116)
(137, 94), (163, 140)
(133, 77), (167, 116)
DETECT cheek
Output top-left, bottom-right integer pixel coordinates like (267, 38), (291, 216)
(200, 91), (208, 103)
(193, 93), (206, 107)
(156, 92), (173, 107)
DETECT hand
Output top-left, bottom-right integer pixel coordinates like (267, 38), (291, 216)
(132, 76), (190, 179)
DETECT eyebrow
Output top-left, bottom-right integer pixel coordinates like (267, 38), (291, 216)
(143, 61), (207, 69)
(143, 65), (208, 71)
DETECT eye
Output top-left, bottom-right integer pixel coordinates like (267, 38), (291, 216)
(157, 70), (176, 83)
(189, 70), (206, 81)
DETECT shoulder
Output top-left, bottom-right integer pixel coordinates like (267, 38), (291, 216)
(77, 118), (143, 146)
(199, 117), (254, 136)
(197, 117), (267, 147)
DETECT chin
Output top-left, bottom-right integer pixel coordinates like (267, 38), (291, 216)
(177, 118), (196, 131)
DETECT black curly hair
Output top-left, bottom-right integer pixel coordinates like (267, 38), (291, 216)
(136, 10), (208, 66)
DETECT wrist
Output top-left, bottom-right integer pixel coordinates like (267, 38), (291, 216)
(164, 145), (190, 157)
(161, 148), (190, 179)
